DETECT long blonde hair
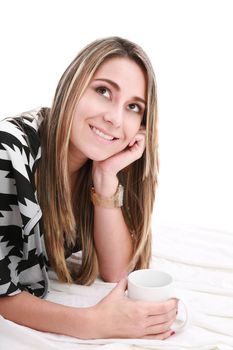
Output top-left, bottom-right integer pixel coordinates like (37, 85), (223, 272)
(37, 37), (159, 284)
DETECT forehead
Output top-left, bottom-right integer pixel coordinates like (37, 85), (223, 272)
(93, 57), (147, 100)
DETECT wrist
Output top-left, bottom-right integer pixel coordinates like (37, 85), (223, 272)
(71, 306), (99, 339)
(92, 169), (119, 197)
(91, 183), (124, 209)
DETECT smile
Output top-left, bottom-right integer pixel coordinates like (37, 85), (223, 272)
(90, 126), (117, 141)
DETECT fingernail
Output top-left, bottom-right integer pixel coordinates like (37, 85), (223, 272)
(170, 331), (176, 336)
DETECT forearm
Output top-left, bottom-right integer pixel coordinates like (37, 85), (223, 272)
(94, 206), (133, 281)
(0, 284), (178, 341)
(93, 173), (133, 282)
(0, 291), (95, 339)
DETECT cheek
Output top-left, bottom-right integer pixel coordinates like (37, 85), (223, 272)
(125, 119), (141, 138)
(73, 98), (89, 120)
(77, 90), (105, 116)
(118, 123), (140, 150)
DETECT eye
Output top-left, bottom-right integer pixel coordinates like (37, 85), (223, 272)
(96, 86), (111, 99)
(128, 103), (141, 113)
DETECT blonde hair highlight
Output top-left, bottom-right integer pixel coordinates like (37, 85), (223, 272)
(37, 37), (159, 284)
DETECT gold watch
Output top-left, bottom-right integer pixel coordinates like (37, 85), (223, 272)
(91, 183), (124, 208)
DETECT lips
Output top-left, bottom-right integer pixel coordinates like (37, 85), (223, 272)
(90, 125), (119, 141)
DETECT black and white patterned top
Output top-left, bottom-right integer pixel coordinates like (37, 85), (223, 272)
(0, 108), (81, 299)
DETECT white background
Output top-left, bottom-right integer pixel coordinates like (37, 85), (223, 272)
(0, 0), (232, 232)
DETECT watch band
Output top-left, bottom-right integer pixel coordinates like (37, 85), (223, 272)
(91, 183), (124, 208)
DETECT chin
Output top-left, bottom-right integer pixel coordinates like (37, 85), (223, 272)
(89, 154), (111, 162)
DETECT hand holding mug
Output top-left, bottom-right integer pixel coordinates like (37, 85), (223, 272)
(127, 269), (189, 332)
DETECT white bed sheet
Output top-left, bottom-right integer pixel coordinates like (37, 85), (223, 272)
(0, 224), (233, 350)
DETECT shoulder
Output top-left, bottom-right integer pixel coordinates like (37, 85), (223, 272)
(0, 107), (46, 145)
(0, 107), (48, 166)
(0, 109), (47, 229)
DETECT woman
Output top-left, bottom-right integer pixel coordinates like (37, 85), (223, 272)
(0, 36), (177, 339)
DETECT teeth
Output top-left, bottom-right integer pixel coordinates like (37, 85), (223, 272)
(92, 126), (114, 141)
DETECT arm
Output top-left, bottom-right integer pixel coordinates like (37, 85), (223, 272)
(0, 280), (177, 340)
(92, 129), (146, 282)
(92, 172), (133, 282)
(0, 122), (176, 340)
(0, 291), (94, 339)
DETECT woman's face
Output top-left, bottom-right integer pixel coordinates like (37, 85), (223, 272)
(69, 56), (147, 168)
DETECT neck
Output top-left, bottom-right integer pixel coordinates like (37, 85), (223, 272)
(68, 147), (88, 193)
(68, 142), (88, 168)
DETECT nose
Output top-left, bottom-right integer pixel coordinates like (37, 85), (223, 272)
(103, 105), (123, 128)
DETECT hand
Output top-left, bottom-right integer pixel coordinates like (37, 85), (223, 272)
(90, 279), (178, 339)
(93, 127), (146, 177)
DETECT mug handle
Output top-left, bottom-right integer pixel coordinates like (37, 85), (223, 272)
(171, 297), (189, 331)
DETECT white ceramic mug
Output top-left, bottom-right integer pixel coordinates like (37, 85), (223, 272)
(127, 269), (189, 331)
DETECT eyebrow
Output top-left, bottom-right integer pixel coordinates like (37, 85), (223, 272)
(94, 78), (146, 105)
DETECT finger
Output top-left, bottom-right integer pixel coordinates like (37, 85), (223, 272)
(141, 329), (174, 340)
(146, 306), (177, 327)
(128, 138), (136, 147)
(128, 130), (146, 147)
(109, 278), (128, 297)
(134, 136), (146, 147)
(128, 134), (146, 151)
(134, 131), (146, 140)
(144, 298), (179, 316)
(146, 318), (175, 335)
